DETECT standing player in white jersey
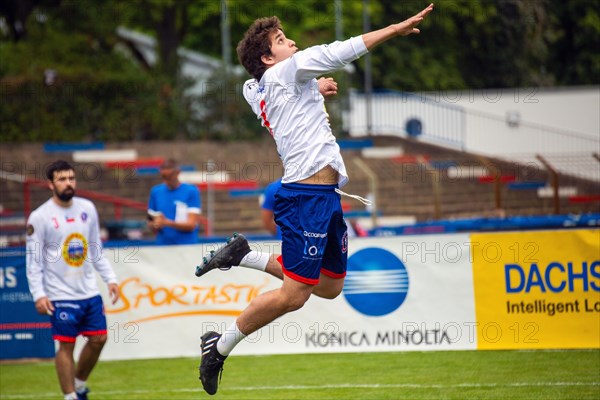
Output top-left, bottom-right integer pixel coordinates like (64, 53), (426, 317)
(26, 160), (120, 400)
(195, 4), (434, 395)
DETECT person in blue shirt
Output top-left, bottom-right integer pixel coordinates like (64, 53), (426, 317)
(259, 178), (282, 239)
(147, 159), (201, 245)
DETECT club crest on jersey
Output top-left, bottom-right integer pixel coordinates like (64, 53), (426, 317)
(341, 231), (348, 253)
(81, 212), (88, 222)
(62, 232), (88, 267)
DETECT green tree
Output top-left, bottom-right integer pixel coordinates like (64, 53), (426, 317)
(546, 0), (600, 85)
(1, 0), (598, 143)
(0, 0), (199, 141)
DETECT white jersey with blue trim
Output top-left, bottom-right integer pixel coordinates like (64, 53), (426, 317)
(26, 197), (117, 302)
(243, 36), (368, 187)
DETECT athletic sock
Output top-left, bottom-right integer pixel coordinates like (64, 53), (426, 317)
(74, 378), (86, 392)
(239, 251), (269, 272)
(64, 393), (77, 400)
(216, 320), (246, 356)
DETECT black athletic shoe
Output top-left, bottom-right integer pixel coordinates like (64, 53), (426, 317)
(195, 233), (251, 277)
(76, 388), (89, 400)
(199, 331), (227, 395)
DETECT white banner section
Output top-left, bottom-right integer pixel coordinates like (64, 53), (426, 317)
(96, 234), (476, 360)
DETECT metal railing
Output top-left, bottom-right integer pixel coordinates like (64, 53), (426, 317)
(0, 170), (211, 236)
(465, 109), (599, 157)
(352, 158), (378, 228)
(343, 91), (599, 171)
(344, 90), (466, 149)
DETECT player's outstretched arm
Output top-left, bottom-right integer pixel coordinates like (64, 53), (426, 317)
(362, 3), (434, 50)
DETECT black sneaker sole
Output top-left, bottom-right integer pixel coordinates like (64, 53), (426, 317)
(195, 233), (251, 277)
(199, 331), (225, 395)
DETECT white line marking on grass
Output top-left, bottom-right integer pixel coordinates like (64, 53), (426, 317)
(228, 382), (600, 391)
(2, 382), (599, 398)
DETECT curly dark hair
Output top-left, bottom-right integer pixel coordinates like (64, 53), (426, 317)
(236, 16), (282, 81)
(46, 160), (74, 181)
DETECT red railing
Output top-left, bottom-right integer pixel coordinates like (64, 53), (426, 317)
(20, 178), (211, 235)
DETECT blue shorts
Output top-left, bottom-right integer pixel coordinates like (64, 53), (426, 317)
(50, 295), (107, 342)
(274, 183), (349, 285)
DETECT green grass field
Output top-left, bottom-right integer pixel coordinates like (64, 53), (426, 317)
(1, 350), (598, 399)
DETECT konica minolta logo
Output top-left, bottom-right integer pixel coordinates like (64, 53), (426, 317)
(343, 248), (409, 316)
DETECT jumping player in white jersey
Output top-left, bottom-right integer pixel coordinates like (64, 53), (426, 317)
(26, 160), (120, 400)
(195, 4), (434, 395)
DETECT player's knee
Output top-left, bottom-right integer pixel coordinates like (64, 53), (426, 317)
(284, 292), (311, 312)
(315, 278), (344, 299)
(57, 341), (76, 354)
(320, 287), (343, 300)
(87, 334), (107, 347)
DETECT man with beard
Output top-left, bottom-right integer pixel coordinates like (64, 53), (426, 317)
(26, 160), (120, 400)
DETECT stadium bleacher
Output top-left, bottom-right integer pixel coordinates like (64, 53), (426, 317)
(1, 136), (598, 246)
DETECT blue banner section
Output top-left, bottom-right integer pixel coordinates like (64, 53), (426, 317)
(0, 249), (54, 359)
(369, 213), (600, 236)
(43, 142), (105, 152)
(337, 138), (374, 150)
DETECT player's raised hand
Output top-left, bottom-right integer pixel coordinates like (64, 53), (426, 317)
(361, 3), (434, 50)
(394, 3), (434, 36)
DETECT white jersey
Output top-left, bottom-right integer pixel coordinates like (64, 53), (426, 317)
(26, 197), (117, 302)
(243, 36), (368, 187)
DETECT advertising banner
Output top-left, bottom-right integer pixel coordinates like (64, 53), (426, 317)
(9, 229), (596, 360)
(0, 249), (54, 360)
(98, 234), (476, 360)
(471, 229), (600, 349)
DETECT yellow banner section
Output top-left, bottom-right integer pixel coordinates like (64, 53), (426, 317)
(471, 229), (600, 350)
